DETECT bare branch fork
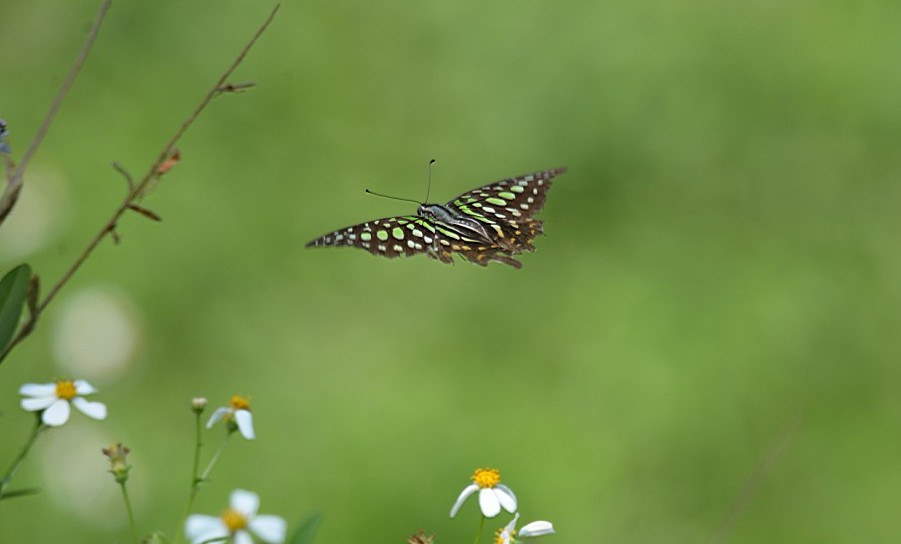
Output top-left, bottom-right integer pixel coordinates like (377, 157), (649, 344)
(0, 2), (281, 365)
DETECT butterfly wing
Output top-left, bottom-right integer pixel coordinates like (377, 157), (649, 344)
(306, 215), (529, 267)
(306, 216), (433, 259)
(448, 167), (567, 222)
(444, 167), (566, 256)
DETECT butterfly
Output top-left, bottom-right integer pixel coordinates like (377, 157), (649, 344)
(306, 167), (567, 269)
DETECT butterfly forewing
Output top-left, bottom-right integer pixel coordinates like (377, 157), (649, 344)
(306, 167), (567, 268)
(449, 167), (565, 224)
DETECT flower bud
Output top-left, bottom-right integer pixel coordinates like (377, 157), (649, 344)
(102, 443), (131, 484)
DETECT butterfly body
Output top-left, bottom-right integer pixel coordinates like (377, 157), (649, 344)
(306, 167), (566, 268)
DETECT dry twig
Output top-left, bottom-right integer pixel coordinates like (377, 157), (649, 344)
(0, 0), (112, 223)
(0, 3), (281, 365)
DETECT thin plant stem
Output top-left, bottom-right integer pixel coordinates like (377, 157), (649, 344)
(173, 432), (233, 544)
(0, 3), (281, 366)
(198, 432), (233, 488)
(474, 514), (485, 544)
(0, 416), (45, 500)
(192, 408), (204, 485)
(707, 414), (803, 544)
(171, 408), (206, 544)
(118, 480), (139, 544)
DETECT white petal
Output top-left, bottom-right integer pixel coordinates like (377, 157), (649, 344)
(250, 515), (287, 543)
(42, 399), (71, 426)
(21, 395), (57, 412)
(234, 530), (254, 544)
(19, 383), (56, 397)
(494, 485), (517, 513)
(449, 484), (479, 517)
(519, 521), (555, 537)
(498, 513), (520, 543)
(206, 407), (231, 428)
(73, 379), (97, 395)
(235, 409), (255, 439)
(185, 515), (228, 544)
(479, 487), (502, 518)
(231, 489), (260, 517)
(72, 397), (107, 420)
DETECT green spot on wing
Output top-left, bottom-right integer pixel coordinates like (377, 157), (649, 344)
(416, 220), (436, 233)
(498, 191), (516, 200)
(360, 232), (372, 241)
(392, 227), (404, 240)
(376, 230), (389, 241)
(486, 197), (507, 206)
(510, 185), (525, 193)
(436, 226), (461, 240)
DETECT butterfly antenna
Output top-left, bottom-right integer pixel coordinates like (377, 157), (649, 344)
(364, 188), (422, 205)
(364, 160), (436, 205)
(425, 158), (436, 203)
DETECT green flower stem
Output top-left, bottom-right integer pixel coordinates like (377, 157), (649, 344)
(474, 514), (486, 544)
(0, 415), (45, 500)
(192, 407), (204, 487)
(118, 480), (139, 543)
(197, 431), (232, 488)
(172, 430), (233, 544)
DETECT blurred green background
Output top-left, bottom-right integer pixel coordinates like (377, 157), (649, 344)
(2, 0), (900, 542)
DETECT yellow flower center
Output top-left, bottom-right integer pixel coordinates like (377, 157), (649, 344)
(494, 527), (515, 544)
(55, 380), (77, 400)
(472, 467), (501, 488)
(229, 395), (251, 411)
(221, 508), (248, 533)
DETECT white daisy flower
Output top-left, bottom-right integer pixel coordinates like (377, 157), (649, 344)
(450, 467), (517, 518)
(207, 395), (255, 439)
(185, 489), (286, 544)
(495, 513), (556, 544)
(19, 379), (107, 427)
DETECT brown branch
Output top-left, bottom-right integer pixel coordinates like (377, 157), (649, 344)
(0, 0), (112, 224)
(0, 3), (281, 365)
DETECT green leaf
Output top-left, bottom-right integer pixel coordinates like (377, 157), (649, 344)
(0, 487), (40, 500)
(288, 511), (322, 544)
(0, 264), (32, 351)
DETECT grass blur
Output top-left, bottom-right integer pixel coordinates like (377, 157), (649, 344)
(1, 0), (900, 542)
